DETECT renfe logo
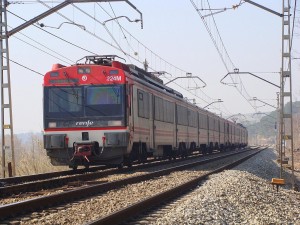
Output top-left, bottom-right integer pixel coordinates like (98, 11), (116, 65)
(76, 120), (94, 127)
(107, 75), (122, 82)
(82, 75), (88, 81)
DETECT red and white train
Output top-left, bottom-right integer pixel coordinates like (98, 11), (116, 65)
(43, 55), (248, 169)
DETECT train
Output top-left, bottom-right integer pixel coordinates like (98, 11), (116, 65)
(43, 55), (248, 169)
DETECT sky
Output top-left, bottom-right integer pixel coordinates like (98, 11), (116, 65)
(2, 0), (300, 133)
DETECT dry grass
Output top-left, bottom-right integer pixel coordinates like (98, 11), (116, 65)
(292, 150), (300, 171)
(16, 146), (66, 176)
(0, 133), (66, 177)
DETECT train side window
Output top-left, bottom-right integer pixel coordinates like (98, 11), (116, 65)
(139, 92), (143, 100)
(144, 92), (149, 118)
(208, 116), (213, 130)
(199, 113), (205, 129)
(200, 113), (207, 129)
(163, 100), (174, 123)
(177, 105), (188, 126)
(155, 96), (164, 121)
(188, 110), (197, 127)
(138, 89), (149, 119)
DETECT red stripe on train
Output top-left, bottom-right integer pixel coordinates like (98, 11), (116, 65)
(44, 126), (127, 132)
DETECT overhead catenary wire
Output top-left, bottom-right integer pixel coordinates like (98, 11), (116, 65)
(204, 0), (254, 105)
(9, 1), (232, 115)
(11, 34), (72, 65)
(7, 10), (98, 55)
(64, 2), (229, 111)
(107, 2), (135, 64)
(94, 2), (230, 112)
(190, 0), (257, 111)
(290, 0), (297, 51)
(4, 56), (44, 76)
(89, 2), (233, 113)
(12, 27), (75, 64)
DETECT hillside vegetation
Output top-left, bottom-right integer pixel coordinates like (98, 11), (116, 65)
(247, 101), (300, 148)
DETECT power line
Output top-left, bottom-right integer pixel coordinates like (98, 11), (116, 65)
(11, 32), (73, 65)
(290, 0), (297, 51)
(9, 2), (231, 115)
(67, 2), (226, 109)
(107, 2), (135, 64)
(14, 28), (74, 64)
(4, 56), (44, 76)
(190, 0), (257, 111)
(69, 3), (127, 55)
(7, 10), (98, 55)
(95, 2), (226, 109)
(93, 3), (231, 109)
(9, 1), (64, 4)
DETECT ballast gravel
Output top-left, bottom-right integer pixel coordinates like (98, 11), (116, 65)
(3, 148), (299, 224)
(3, 150), (254, 224)
(147, 148), (300, 224)
(0, 149), (244, 205)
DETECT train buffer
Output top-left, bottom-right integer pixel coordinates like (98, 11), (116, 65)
(271, 178), (285, 192)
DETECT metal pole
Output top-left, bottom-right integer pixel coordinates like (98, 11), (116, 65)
(0, 0), (5, 178)
(280, 0), (295, 189)
(279, 68), (283, 178)
(1, 0), (15, 177)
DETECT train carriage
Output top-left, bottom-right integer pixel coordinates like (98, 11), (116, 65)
(43, 55), (247, 169)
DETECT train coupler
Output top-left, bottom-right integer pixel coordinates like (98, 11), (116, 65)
(71, 143), (93, 162)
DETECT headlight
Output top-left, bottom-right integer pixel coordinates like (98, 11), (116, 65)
(108, 120), (122, 126)
(48, 122), (57, 128)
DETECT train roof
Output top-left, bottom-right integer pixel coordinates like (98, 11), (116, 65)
(48, 55), (247, 129)
(74, 55), (184, 99)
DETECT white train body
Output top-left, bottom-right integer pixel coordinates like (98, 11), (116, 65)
(43, 56), (248, 168)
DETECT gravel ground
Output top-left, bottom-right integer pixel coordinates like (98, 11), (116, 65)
(143, 148), (300, 225)
(2, 150), (255, 224)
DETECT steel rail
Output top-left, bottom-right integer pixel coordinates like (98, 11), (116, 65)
(0, 156), (171, 186)
(0, 150), (205, 186)
(87, 147), (266, 225)
(0, 147), (256, 219)
(0, 165), (106, 185)
(0, 148), (249, 196)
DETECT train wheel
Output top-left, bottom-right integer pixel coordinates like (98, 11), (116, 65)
(69, 160), (78, 171)
(72, 165), (78, 171)
(117, 162), (124, 170)
(84, 164), (89, 170)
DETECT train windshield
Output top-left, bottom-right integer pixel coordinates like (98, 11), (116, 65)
(85, 86), (123, 116)
(44, 85), (125, 128)
(46, 87), (83, 117)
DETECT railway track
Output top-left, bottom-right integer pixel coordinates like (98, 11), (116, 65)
(0, 165), (106, 186)
(0, 147), (260, 221)
(0, 147), (254, 197)
(88, 147), (266, 225)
